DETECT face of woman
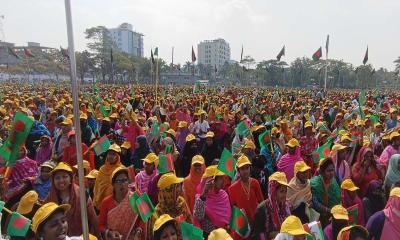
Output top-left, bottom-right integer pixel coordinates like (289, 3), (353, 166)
(276, 185), (287, 204)
(112, 173), (129, 195)
(40, 210), (68, 240)
(296, 170), (309, 184)
(160, 224), (178, 240)
(347, 190), (357, 199)
(239, 165), (251, 181)
(107, 151), (119, 164)
(288, 146), (296, 155)
(293, 235), (306, 240)
(193, 163), (202, 173)
(205, 138), (213, 146)
(214, 176), (225, 191)
(53, 171), (71, 192)
(145, 162), (155, 175)
(322, 164), (335, 181)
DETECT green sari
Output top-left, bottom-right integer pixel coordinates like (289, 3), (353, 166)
(310, 175), (341, 209)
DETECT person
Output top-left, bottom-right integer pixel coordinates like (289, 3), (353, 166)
(85, 169), (99, 200)
(193, 110), (210, 147)
(330, 144), (350, 184)
(34, 161), (55, 201)
(121, 113), (145, 155)
(386, 108), (398, 130)
(310, 157), (341, 227)
(366, 187), (400, 239)
(228, 155), (264, 226)
(179, 134), (198, 177)
(300, 121), (318, 171)
(208, 228), (233, 240)
(277, 138), (303, 184)
(62, 130), (89, 167)
(378, 131), (400, 167)
(131, 135), (151, 169)
(53, 118), (73, 161)
(98, 166), (144, 240)
(273, 215), (309, 240)
(287, 161), (313, 224)
(153, 214), (178, 240)
(183, 155), (206, 213)
(93, 144), (122, 209)
(193, 166), (231, 237)
(323, 205), (349, 240)
(120, 141), (132, 167)
(35, 135), (53, 165)
(45, 162), (99, 237)
(384, 154), (400, 196)
(135, 153), (158, 194)
(336, 225), (369, 240)
(200, 131), (222, 166)
(176, 121), (190, 151)
(252, 172), (290, 240)
(362, 180), (385, 222)
(340, 179), (365, 226)
(79, 113), (94, 146)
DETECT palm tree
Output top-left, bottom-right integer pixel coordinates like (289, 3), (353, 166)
(394, 56), (400, 70)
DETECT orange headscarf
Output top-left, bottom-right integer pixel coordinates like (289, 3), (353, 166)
(183, 163), (205, 213)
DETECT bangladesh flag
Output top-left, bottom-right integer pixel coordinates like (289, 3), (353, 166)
(159, 123), (169, 138)
(363, 46), (368, 65)
(165, 144), (173, 154)
(129, 192), (140, 214)
(158, 153), (174, 174)
(149, 122), (160, 141)
(181, 221), (203, 240)
(258, 130), (272, 148)
(276, 45), (285, 61)
(312, 142), (332, 164)
(8, 47), (20, 59)
(193, 81), (200, 94)
(93, 136), (111, 156)
(347, 205), (359, 225)
(230, 206), (250, 238)
(218, 148), (236, 180)
(0, 112), (34, 167)
(99, 104), (112, 117)
(7, 212), (31, 237)
(236, 120), (251, 137)
(23, 48), (35, 58)
(136, 193), (155, 222)
(358, 91), (366, 120)
(128, 166), (136, 182)
(370, 115), (379, 125)
(312, 47), (322, 61)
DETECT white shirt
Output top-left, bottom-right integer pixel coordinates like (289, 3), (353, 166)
(193, 120), (210, 139)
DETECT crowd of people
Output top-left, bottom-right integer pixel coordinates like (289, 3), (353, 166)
(0, 83), (400, 240)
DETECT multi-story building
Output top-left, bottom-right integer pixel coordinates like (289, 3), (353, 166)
(108, 23), (144, 57)
(0, 41), (54, 66)
(197, 38), (231, 67)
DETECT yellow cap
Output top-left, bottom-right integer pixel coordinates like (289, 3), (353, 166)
(271, 127), (280, 135)
(341, 179), (359, 192)
(79, 113), (88, 120)
(389, 187), (400, 197)
(32, 202), (71, 233)
(73, 160), (90, 170)
(158, 172), (184, 190)
(331, 144), (347, 155)
(280, 215), (309, 236)
(268, 172), (289, 186)
(339, 130), (348, 136)
(102, 117), (111, 122)
(166, 129), (176, 137)
(304, 121), (313, 129)
(16, 191), (38, 215)
(340, 135), (352, 143)
(186, 134), (196, 142)
(331, 205), (349, 220)
(202, 165), (225, 179)
(178, 121), (188, 128)
(243, 140), (256, 150)
(337, 225), (368, 240)
(208, 228), (233, 240)
(110, 113), (118, 119)
(374, 123), (382, 128)
(143, 152), (158, 164)
(236, 155), (251, 168)
(192, 155), (205, 165)
(121, 141), (132, 149)
(51, 162), (73, 175)
(108, 143), (121, 153)
(382, 134), (390, 140)
(153, 214), (175, 233)
(111, 166), (129, 182)
(205, 131), (215, 138)
(294, 161), (311, 174)
(390, 108), (398, 113)
(251, 125), (265, 133)
(286, 138), (300, 148)
(60, 118), (73, 126)
(318, 157), (332, 167)
(85, 169), (99, 179)
(390, 131), (400, 141)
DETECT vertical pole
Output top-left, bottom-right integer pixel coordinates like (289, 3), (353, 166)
(155, 58), (158, 104)
(63, 1), (89, 239)
(324, 51), (328, 91)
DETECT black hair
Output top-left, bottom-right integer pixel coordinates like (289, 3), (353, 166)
(332, 219), (348, 240)
(36, 208), (66, 239)
(153, 220), (177, 240)
(320, 157), (334, 174)
(349, 227), (368, 240)
(111, 170), (129, 184)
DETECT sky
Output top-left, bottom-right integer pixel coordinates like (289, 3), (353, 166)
(1, 0), (399, 70)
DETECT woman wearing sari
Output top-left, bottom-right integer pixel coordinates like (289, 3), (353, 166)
(378, 131), (400, 167)
(330, 144), (350, 184)
(193, 165), (231, 237)
(362, 180), (385, 222)
(340, 179), (365, 226)
(93, 144), (123, 209)
(384, 154), (400, 197)
(131, 135), (151, 169)
(135, 153), (158, 194)
(45, 162), (99, 237)
(175, 121), (190, 152)
(35, 135), (53, 165)
(98, 166), (145, 240)
(310, 157), (341, 227)
(183, 155), (206, 213)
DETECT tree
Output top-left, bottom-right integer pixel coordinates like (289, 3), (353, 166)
(241, 55), (256, 69)
(395, 56), (400, 71)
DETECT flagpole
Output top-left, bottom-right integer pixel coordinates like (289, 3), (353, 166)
(324, 50), (328, 91)
(155, 57), (159, 104)
(63, 1), (90, 240)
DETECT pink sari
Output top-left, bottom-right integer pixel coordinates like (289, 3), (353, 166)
(381, 195), (400, 239)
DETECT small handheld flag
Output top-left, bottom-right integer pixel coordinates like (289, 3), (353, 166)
(93, 136), (111, 156)
(158, 153), (174, 174)
(218, 148), (236, 180)
(136, 193), (155, 222)
(7, 212), (31, 237)
(181, 221), (204, 240)
(191, 46), (196, 62)
(230, 206), (250, 238)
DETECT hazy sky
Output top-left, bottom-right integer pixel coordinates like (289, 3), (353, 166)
(1, 0), (399, 70)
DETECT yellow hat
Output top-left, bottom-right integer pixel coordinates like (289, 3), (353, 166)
(205, 131), (215, 138)
(304, 121), (313, 129)
(390, 108), (398, 113)
(382, 134), (390, 140)
(202, 165), (225, 179)
(178, 121), (188, 128)
(143, 152), (159, 164)
(121, 141), (132, 149)
(331, 144), (347, 155)
(102, 117), (111, 122)
(243, 140), (256, 150)
(16, 191), (38, 215)
(192, 155), (205, 165)
(111, 166), (129, 182)
(79, 113), (88, 120)
(390, 131), (400, 141)
(40, 161), (55, 170)
(109, 113), (118, 119)
(236, 155), (251, 168)
(51, 162), (73, 175)
(158, 172), (184, 190)
(318, 157), (332, 167)
(32, 202), (71, 233)
(268, 171), (289, 186)
(153, 214), (175, 233)
(331, 205), (349, 220)
(186, 134), (196, 142)
(374, 123), (382, 128)
(73, 160), (90, 170)
(60, 118), (73, 126)
(389, 187), (400, 197)
(357, 120), (366, 126)
(208, 228), (233, 240)
(166, 129), (176, 137)
(286, 138), (300, 148)
(280, 215), (309, 236)
(108, 143), (121, 153)
(340, 135), (352, 143)
(294, 161), (311, 174)
(337, 225), (368, 240)
(85, 169), (99, 179)
(271, 127), (280, 135)
(341, 179), (359, 191)
(338, 130), (348, 136)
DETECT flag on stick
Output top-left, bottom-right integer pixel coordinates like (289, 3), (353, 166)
(7, 212), (31, 237)
(136, 193), (155, 222)
(218, 148), (236, 180)
(312, 47), (322, 61)
(8, 47), (20, 59)
(230, 207), (250, 238)
(23, 48), (35, 58)
(154, 47), (159, 56)
(158, 153), (174, 173)
(325, 35), (330, 54)
(363, 46), (368, 65)
(181, 221), (204, 240)
(191, 46), (196, 62)
(312, 142), (332, 164)
(240, 45), (244, 63)
(276, 45), (285, 61)
(93, 135), (111, 156)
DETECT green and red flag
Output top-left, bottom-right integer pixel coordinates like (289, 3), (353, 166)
(136, 193), (155, 222)
(258, 130), (272, 148)
(93, 135), (111, 156)
(23, 48), (35, 58)
(0, 112), (34, 167)
(236, 120), (251, 137)
(128, 166), (136, 182)
(303, 221), (325, 240)
(276, 45), (285, 61)
(99, 104), (112, 117)
(149, 122), (160, 141)
(312, 142), (332, 164)
(165, 144), (173, 154)
(218, 148), (236, 180)
(7, 212), (31, 237)
(230, 206), (250, 238)
(347, 205), (359, 225)
(158, 153), (174, 174)
(358, 90), (366, 120)
(129, 191), (140, 214)
(370, 115), (379, 125)
(8, 47), (20, 59)
(193, 81), (200, 94)
(181, 221), (204, 240)
(159, 123), (169, 138)
(312, 47), (322, 61)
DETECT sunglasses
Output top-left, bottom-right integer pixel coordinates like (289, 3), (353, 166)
(113, 178), (129, 184)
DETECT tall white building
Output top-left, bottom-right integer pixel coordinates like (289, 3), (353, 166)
(197, 38), (231, 67)
(108, 23), (144, 57)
